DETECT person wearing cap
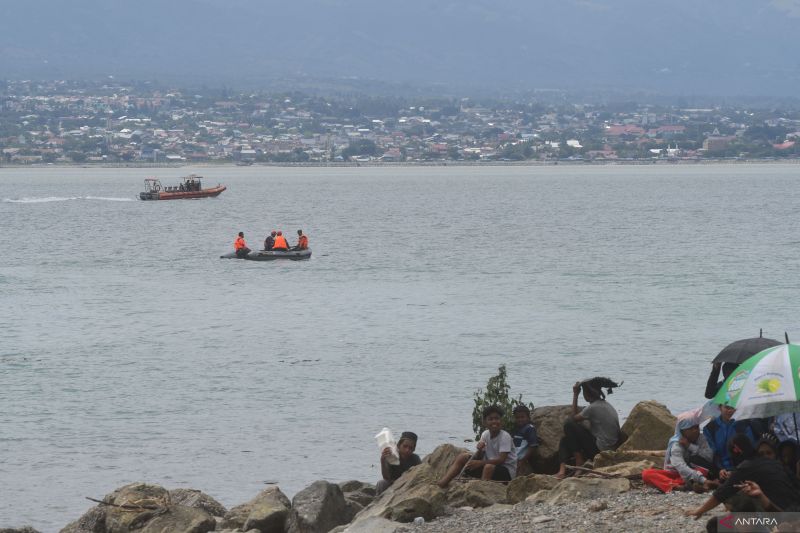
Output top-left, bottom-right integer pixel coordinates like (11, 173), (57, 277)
(376, 431), (421, 494)
(555, 378), (621, 479)
(293, 229), (309, 250)
(234, 231), (250, 258)
(264, 231), (276, 251)
(272, 231), (289, 251)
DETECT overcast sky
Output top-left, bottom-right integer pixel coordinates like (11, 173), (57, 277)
(1, 0), (798, 96)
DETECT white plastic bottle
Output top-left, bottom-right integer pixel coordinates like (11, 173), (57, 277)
(375, 427), (400, 465)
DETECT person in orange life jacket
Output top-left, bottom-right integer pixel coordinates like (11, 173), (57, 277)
(264, 231), (276, 251)
(272, 231), (289, 250)
(234, 232), (251, 258)
(293, 229), (309, 250)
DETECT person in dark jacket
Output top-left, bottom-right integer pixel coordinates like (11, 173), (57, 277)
(703, 404), (756, 480)
(376, 431), (421, 494)
(264, 231), (276, 251)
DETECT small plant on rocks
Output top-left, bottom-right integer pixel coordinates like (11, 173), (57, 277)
(472, 364), (534, 439)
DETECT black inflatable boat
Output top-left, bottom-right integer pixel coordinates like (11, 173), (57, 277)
(220, 249), (312, 261)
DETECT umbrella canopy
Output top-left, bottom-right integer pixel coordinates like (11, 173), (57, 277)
(712, 334), (782, 364)
(713, 344), (800, 420)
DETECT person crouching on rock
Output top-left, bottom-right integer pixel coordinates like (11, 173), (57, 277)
(234, 231), (251, 258)
(376, 431), (421, 495)
(438, 405), (517, 488)
(555, 377), (621, 479)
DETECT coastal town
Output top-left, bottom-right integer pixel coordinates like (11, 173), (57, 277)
(1, 79), (800, 166)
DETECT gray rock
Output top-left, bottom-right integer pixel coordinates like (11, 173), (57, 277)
(444, 480), (507, 509)
(139, 505), (215, 533)
(506, 474), (561, 504)
(221, 486), (291, 533)
(286, 480), (352, 533)
(529, 477), (631, 504)
(340, 516), (404, 533)
(0, 528), (42, 533)
(618, 400), (676, 452)
(169, 489), (227, 518)
(530, 405), (585, 474)
(59, 506), (106, 533)
(102, 482), (170, 532)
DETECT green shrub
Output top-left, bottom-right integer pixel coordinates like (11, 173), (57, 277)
(472, 364), (535, 440)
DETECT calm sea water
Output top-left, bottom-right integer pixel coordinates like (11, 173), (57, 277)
(2, 164), (800, 530)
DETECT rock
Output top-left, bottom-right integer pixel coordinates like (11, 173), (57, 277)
(529, 405), (585, 474)
(528, 477), (630, 504)
(506, 474), (561, 504)
(169, 489), (227, 517)
(618, 400), (676, 452)
(350, 444), (461, 526)
(338, 480), (376, 517)
(102, 483), (170, 532)
(531, 516), (555, 524)
(286, 480), (352, 533)
(338, 516), (404, 533)
(588, 500), (608, 512)
(594, 459), (660, 477)
(59, 506), (106, 533)
(0, 528), (41, 533)
(593, 449), (665, 469)
(444, 480), (507, 509)
(139, 506), (215, 533)
(220, 486), (291, 533)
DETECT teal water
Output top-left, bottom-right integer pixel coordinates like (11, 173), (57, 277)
(2, 164), (800, 530)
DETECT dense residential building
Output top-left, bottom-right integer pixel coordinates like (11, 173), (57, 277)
(1, 80), (799, 165)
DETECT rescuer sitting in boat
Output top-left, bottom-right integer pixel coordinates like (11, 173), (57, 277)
(264, 231), (276, 251)
(234, 232), (251, 258)
(293, 229), (309, 250)
(272, 231), (289, 251)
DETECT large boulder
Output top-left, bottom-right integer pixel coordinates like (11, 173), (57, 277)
(618, 400), (676, 452)
(60, 507), (106, 533)
(338, 481), (376, 516)
(593, 449), (665, 468)
(102, 483), (171, 532)
(594, 459), (660, 478)
(350, 444), (462, 526)
(528, 477), (630, 504)
(506, 474), (561, 504)
(138, 506), (215, 533)
(444, 480), (507, 509)
(220, 486), (291, 533)
(169, 489), (227, 518)
(530, 405), (584, 474)
(335, 516), (404, 533)
(286, 480), (352, 533)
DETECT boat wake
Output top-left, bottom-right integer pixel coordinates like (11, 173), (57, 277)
(2, 196), (135, 203)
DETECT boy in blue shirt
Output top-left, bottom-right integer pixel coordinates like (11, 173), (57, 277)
(512, 405), (539, 476)
(703, 404), (756, 480)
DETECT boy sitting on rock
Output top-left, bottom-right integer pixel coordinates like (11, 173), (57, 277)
(512, 404), (539, 477)
(438, 405), (517, 487)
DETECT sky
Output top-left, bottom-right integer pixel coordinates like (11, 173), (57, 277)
(1, 0), (799, 96)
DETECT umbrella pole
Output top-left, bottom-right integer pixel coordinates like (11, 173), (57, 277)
(795, 412), (799, 443)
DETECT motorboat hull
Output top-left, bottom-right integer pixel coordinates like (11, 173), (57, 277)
(140, 185), (226, 200)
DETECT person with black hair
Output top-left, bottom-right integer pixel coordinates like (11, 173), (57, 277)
(685, 433), (800, 519)
(438, 405), (517, 487)
(703, 404), (756, 480)
(555, 377), (621, 479)
(376, 431), (421, 495)
(234, 231), (250, 258)
(512, 405), (539, 476)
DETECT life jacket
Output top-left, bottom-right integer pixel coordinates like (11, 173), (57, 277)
(297, 235), (308, 249)
(234, 236), (246, 250)
(273, 235), (288, 249)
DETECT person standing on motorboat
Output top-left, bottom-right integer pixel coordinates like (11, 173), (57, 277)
(272, 231), (289, 251)
(293, 229), (309, 250)
(264, 230), (276, 251)
(234, 232), (251, 258)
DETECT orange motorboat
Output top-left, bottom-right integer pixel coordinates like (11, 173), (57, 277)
(139, 175), (226, 200)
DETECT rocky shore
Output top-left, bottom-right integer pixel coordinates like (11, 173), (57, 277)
(4, 400), (720, 533)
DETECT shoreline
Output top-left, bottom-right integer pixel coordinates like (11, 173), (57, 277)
(0, 159), (799, 170)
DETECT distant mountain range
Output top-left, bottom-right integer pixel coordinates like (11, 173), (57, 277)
(2, 0), (799, 97)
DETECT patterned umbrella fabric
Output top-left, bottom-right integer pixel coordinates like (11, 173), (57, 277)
(713, 344), (800, 420)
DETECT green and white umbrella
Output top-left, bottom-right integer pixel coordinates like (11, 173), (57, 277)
(713, 343), (800, 420)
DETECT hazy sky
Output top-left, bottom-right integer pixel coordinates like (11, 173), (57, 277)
(1, 0), (798, 96)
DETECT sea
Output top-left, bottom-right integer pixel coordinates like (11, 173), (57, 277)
(2, 163), (800, 530)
